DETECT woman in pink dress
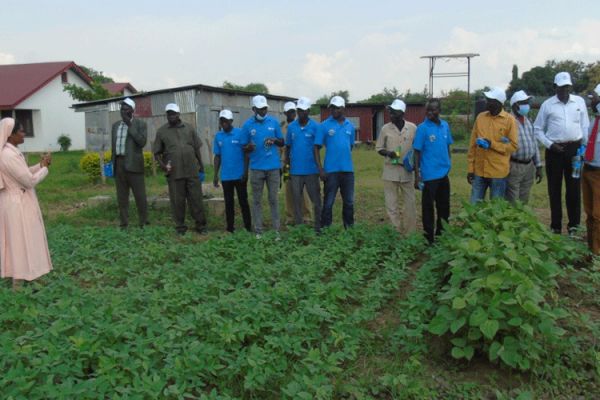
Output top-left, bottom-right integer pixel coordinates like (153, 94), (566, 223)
(0, 118), (53, 289)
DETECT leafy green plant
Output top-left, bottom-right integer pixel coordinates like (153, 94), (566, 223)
(79, 151), (154, 182)
(425, 200), (587, 370)
(57, 134), (72, 152)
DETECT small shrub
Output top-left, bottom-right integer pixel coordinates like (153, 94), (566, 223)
(57, 134), (72, 151)
(79, 151), (154, 182)
(425, 200), (587, 370)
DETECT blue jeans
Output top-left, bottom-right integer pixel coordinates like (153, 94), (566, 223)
(322, 172), (354, 228)
(470, 175), (507, 203)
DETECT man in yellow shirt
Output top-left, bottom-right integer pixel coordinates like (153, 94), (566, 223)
(467, 87), (518, 203)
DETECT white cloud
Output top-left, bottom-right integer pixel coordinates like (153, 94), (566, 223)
(432, 19), (600, 94)
(106, 73), (132, 83)
(0, 52), (16, 64)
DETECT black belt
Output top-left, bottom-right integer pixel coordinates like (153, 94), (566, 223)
(584, 164), (600, 171)
(554, 140), (581, 145)
(511, 158), (533, 165)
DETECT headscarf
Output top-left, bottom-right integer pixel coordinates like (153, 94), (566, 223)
(0, 117), (15, 190)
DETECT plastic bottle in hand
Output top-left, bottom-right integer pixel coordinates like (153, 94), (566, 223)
(572, 151), (583, 179)
(391, 146), (402, 165)
(283, 164), (291, 182)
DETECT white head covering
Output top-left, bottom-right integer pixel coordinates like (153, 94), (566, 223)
(0, 117), (16, 190)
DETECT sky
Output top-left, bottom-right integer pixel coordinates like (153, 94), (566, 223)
(1, 0), (600, 102)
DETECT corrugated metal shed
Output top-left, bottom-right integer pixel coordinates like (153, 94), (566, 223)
(73, 83), (296, 164)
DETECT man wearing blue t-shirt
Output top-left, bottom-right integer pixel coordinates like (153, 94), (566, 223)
(314, 96), (355, 228)
(285, 97), (322, 231)
(213, 109), (251, 233)
(413, 99), (454, 243)
(241, 95), (284, 238)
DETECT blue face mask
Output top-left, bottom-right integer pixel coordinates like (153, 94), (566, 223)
(517, 104), (530, 116)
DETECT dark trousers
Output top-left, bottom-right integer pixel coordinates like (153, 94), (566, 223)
(291, 174), (321, 231)
(167, 176), (207, 234)
(322, 172), (354, 228)
(545, 141), (581, 232)
(422, 176), (450, 243)
(114, 156), (148, 227)
(222, 179), (252, 232)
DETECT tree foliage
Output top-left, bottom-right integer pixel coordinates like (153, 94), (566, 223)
(222, 81), (269, 94)
(508, 59), (597, 97)
(358, 87), (428, 104)
(63, 65), (117, 102)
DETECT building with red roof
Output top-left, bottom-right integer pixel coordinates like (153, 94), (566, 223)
(101, 82), (138, 97)
(0, 61), (93, 151)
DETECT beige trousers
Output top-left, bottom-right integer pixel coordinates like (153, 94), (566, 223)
(383, 180), (417, 234)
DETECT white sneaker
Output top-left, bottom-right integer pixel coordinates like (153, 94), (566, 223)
(255, 234), (262, 239)
(275, 232), (281, 241)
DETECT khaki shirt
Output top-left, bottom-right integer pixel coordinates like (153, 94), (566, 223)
(376, 121), (417, 182)
(467, 110), (518, 178)
(153, 122), (203, 180)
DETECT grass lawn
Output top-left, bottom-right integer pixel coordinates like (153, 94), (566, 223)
(1, 148), (598, 399)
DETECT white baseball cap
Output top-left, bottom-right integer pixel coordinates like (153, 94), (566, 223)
(588, 83), (600, 98)
(390, 99), (406, 112)
(554, 71), (572, 87)
(296, 97), (312, 110)
(484, 87), (507, 104)
(165, 103), (180, 113)
(283, 101), (296, 112)
(219, 109), (233, 120)
(510, 90), (532, 106)
(121, 97), (136, 110)
(252, 95), (269, 109)
(329, 95), (345, 108)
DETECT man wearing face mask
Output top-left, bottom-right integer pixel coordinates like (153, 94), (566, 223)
(111, 98), (148, 229)
(467, 87), (518, 203)
(241, 95), (284, 238)
(534, 72), (590, 234)
(505, 90), (543, 204)
(582, 84), (600, 254)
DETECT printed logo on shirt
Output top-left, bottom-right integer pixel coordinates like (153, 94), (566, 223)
(250, 129), (256, 136)
(328, 129), (335, 136)
(268, 127), (275, 131)
(345, 130), (351, 135)
(231, 140), (239, 144)
(429, 134), (436, 142)
(218, 141), (223, 146)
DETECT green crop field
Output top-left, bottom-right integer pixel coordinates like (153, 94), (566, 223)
(1, 148), (598, 399)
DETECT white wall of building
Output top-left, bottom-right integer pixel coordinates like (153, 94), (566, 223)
(17, 69), (89, 152)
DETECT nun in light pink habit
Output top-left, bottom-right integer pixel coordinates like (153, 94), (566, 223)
(0, 118), (52, 289)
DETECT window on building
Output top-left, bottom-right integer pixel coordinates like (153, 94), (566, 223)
(15, 110), (34, 137)
(1, 110), (12, 119)
(61, 72), (68, 84)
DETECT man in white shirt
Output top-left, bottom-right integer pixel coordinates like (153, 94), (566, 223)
(534, 72), (590, 234)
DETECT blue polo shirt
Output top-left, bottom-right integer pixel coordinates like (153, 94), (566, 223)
(286, 118), (320, 175)
(241, 115), (283, 170)
(213, 127), (245, 181)
(315, 116), (355, 173)
(413, 118), (454, 181)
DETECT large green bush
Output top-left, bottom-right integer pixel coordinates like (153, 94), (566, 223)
(79, 151), (154, 182)
(425, 200), (587, 370)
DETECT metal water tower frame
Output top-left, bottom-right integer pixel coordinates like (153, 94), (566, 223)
(420, 53), (479, 123)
